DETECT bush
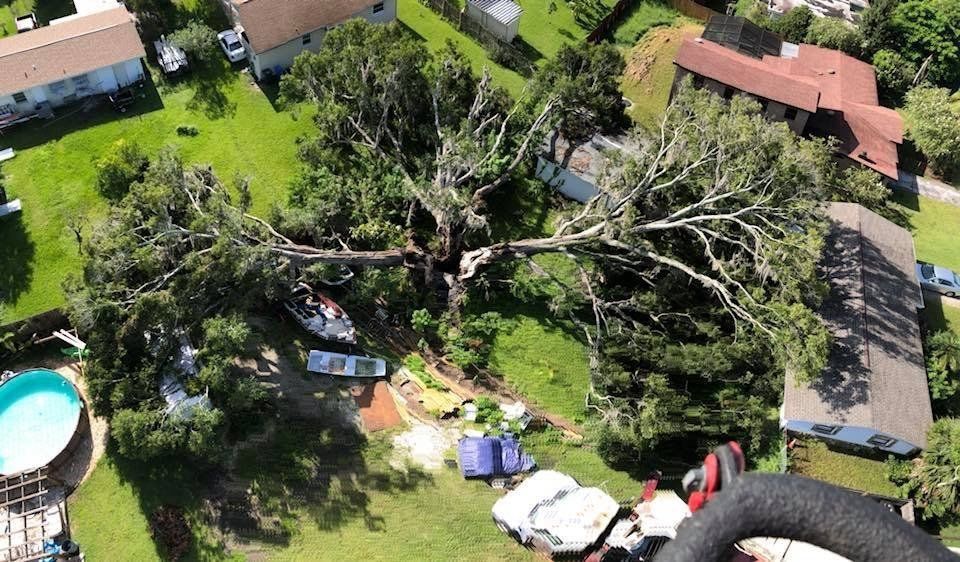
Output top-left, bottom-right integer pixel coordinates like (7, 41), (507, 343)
(94, 139), (149, 199)
(473, 396), (504, 424)
(149, 505), (191, 561)
(872, 50), (916, 105)
(169, 21), (217, 62)
(176, 124), (199, 136)
(903, 86), (960, 177)
(804, 16), (862, 55)
(768, 5), (813, 43)
(926, 330), (960, 403)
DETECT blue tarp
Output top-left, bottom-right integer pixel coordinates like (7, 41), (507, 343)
(458, 436), (536, 478)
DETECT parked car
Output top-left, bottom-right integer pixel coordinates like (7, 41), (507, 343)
(916, 262), (960, 297)
(217, 29), (246, 63)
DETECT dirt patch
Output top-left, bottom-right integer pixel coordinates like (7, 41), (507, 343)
(52, 363), (108, 490)
(624, 24), (703, 86)
(351, 381), (403, 432)
(390, 422), (460, 471)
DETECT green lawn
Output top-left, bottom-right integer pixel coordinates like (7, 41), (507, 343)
(0, 64), (313, 323)
(514, 0), (596, 61)
(0, 0), (74, 38)
(397, 0), (526, 96)
(612, 1), (680, 46)
(486, 298), (591, 423)
(620, 23), (703, 130)
(70, 420), (652, 561)
(789, 440), (899, 497)
(891, 191), (960, 273)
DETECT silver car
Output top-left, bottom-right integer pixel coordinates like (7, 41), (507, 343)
(916, 262), (960, 297)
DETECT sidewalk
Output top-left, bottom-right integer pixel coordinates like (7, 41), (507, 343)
(895, 170), (960, 207)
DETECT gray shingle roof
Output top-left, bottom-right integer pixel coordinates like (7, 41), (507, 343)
(469, 0), (523, 25)
(783, 202), (933, 448)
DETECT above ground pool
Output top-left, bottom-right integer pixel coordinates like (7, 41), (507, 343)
(0, 369), (82, 475)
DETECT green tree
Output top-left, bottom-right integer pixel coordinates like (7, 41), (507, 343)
(926, 330), (960, 403)
(769, 5), (813, 42)
(94, 139), (148, 200)
(901, 419), (960, 522)
(903, 86), (960, 177)
(859, 0), (899, 56)
(892, 0), (960, 86)
(872, 50), (917, 105)
(169, 21), (218, 62)
(804, 16), (862, 56)
(111, 407), (225, 462)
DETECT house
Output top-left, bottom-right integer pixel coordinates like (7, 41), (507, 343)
(536, 133), (637, 203)
(465, 0), (522, 42)
(219, 0), (397, 80)
(672, 16), (903, 180)
(0, 6), (145, 117)
(767, 0), (869, 23)
(781, 203), (932, 457)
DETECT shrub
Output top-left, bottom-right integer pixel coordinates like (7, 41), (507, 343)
(176, 124), (199, 136)
(768, 5), (813, 43)
(473, 396), (504, 424)
(903, 86), (960, 177)
(169, 21), (218, 62)
(804, 16), (862, 56)
(94, 139), (148, 199)
(149, 505), (191, 561)
(872, 50), (916, 105)
(926, 330), (960, 402)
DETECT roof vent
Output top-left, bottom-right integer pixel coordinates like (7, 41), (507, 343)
(694, 37), (703, 43)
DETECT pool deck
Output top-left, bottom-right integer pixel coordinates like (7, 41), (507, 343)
(51, 363), (108, 490)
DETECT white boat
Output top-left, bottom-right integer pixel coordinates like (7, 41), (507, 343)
(307, 350), (386, 378)
(283, 283), (357, 344)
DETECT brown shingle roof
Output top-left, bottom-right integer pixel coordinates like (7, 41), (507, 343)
(232, 0), (379, 53)
(784, 203), (932, 448)
(674, 39), (903, 179)
(0, 7), (144, 97)
(674, 38), (821, 112)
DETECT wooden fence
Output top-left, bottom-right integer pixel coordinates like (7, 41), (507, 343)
(668, 0), (722, 21)
(420, 0), (535, 75)
(586, 0), (720, 43)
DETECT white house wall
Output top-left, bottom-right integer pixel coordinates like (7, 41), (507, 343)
(536, 157), (600, 203)
(244, 0), (397, 79)
(783, 419), (921, 457)
(0, 57), (143, 111)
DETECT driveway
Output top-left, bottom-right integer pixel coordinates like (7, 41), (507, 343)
(896, 170), (960, 207)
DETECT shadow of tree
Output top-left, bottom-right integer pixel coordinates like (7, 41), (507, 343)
(184, 60), (238, 120)
(230, 415), (434, 544)
(0, 213), (35, 306)
(23, 0), (75, 25)
(0, 77), (165, 152)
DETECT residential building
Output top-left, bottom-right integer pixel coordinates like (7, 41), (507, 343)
(781, 202), (932, 457)
(219, 0), (397, 80)
(0, 7), (145, 117)
(767, 0), (869, 24)
(672, 16), (903, 180)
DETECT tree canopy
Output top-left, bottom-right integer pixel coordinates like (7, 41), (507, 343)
(896, 419), (960, 522)
(66, 20), (876, 466)
(903, 86), (960, 177)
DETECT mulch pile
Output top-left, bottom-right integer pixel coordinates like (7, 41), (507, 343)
(351, 381), (403, 432)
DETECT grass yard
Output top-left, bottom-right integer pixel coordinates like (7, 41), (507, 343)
(891, 191), (960, 273)
(612, 1), (680, 46)
(0, 64), (314, 323)
(486, 297), (591, 423)
(620, 23), (703, 130)
(397, 0), (526, 96)
(0, 0), (74, 38)
(789, 440), (899, 497)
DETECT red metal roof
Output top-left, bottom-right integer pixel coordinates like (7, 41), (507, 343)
(674, 39), (903, 179)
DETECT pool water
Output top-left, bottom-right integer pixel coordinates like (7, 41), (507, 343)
(0, 369), (82, 475)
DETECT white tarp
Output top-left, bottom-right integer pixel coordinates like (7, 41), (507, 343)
(492, 470), (578, 534)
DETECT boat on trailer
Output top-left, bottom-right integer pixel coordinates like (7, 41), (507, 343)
(283, 283), (357, 344)
(307, 350), (387, 378)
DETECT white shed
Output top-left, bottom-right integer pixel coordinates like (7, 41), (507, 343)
(466, 0), (522, 42)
